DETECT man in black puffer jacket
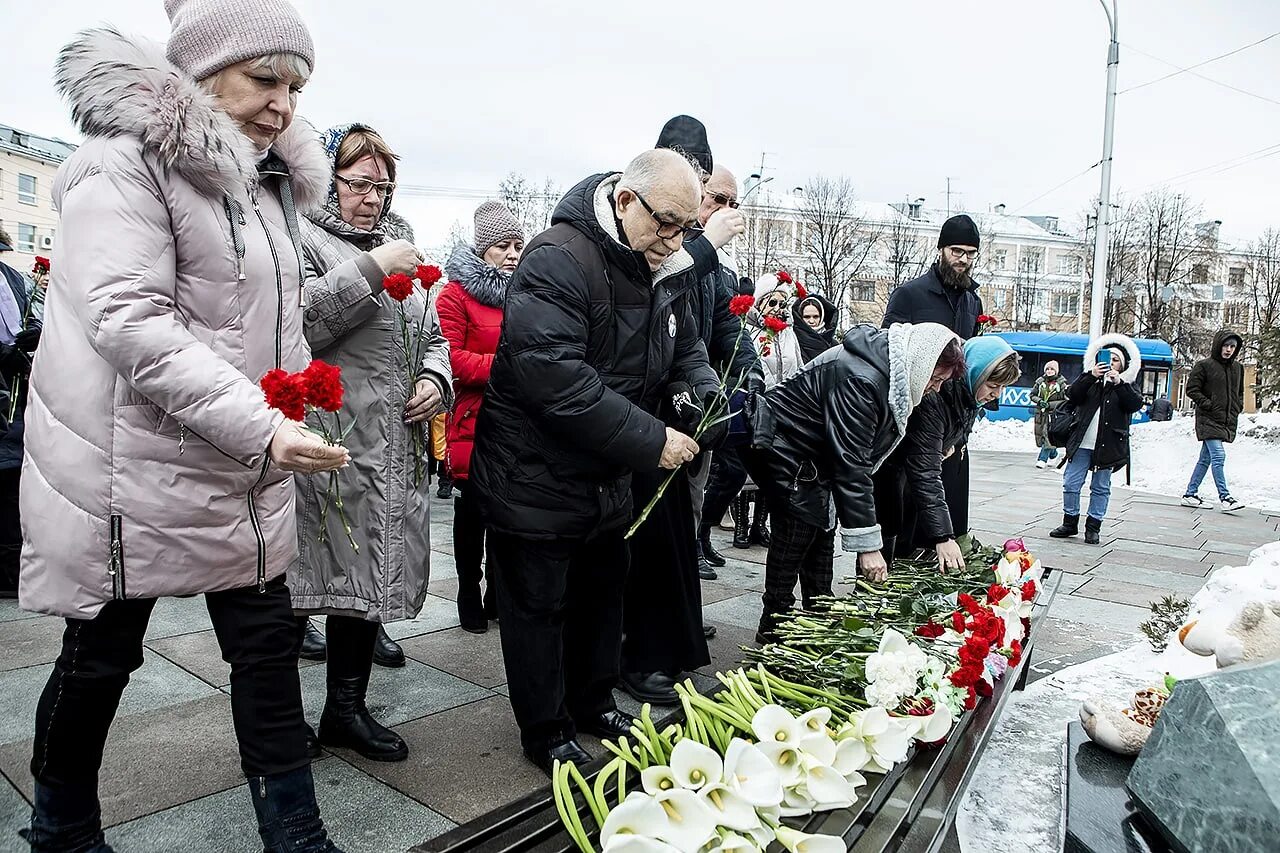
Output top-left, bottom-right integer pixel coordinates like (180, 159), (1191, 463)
(1180, 329), (1246, 512)
(471, 150), (717, 773)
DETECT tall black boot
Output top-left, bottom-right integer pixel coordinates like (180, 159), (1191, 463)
(371, 625), (405, 668)
(298, 618), (327, 662)
(1084, 516), (1102, 545)
(732, 493), (751, 549)
(749, 501), (771, 547)
(21, 781), (114, 853)
(1049, 513), (1079, 538)
(698, 526), (726, 568)
(318, 618), (408, 762)
(249, 765), (344, 853)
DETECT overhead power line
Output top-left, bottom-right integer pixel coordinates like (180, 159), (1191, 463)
(1120, 30), (1280, 94)
(1121, 39), (1280, 107)
(1142, 140), (1280, 190)
(1011, 161), (1101, 213)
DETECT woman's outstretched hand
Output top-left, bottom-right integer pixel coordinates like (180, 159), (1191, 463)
(270, 421), (349, 473)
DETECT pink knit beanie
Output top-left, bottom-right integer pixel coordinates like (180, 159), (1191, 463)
(164, 0), (315, 81)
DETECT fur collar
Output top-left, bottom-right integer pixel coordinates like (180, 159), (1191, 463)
(445, 244), (510, 309)
(55, 27), (329, 209)
(1083, 332), (1142, 383)
(591, 174), (694, 286)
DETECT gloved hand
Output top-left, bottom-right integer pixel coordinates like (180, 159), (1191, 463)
(696, 390), (730, 451)
(0, 343), (30, 376)
(14, 327), (40, 354)
(665, 381), (703, 437)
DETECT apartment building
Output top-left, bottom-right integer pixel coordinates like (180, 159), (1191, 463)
(0, 123), (75, 272)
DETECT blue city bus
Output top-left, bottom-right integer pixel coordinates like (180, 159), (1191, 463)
(986, 331), (1175, 423)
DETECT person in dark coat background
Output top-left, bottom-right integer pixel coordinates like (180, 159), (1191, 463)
(1050, 334), (1144, 544)
(1149, 394), (1173, 422)
(882, 213), (985, 549)
(1180, 329), (1246, 512)
(470, 150), (716, 774)
(793, 293), (838, 363)
(0, 237), (41, 597)
(1031, 360), (1068, 468)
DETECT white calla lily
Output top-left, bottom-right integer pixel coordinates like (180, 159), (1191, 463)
(756, 740), (804, 785)
(751, 704), (802, 747)
(831, 735), (869, 776)
(707, 832), (761, 852)
(600, 792), (671, 849)
(641, 765), (680, 796)
(723, 739), (784, 808)
(653, 788), (718, 851)
(602, 835), (683, 853)
(670, 739), (723, 791)
(775, 825), (847, 853)
(796, 708), (832, 734)
(798, 730), (838, 766)
(800, 760), (858, 811)
(780, 784), (816, 817)
(910, 702), (954, 743)
(699, 783), (761, 832)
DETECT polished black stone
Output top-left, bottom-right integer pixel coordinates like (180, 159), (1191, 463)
(1128, 659), (1280, 853)
(1064, 721), (1166, 853)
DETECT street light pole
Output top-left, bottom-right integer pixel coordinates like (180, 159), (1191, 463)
(1088, 0), (1119, 340)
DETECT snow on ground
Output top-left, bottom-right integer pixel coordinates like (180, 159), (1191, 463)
(956, 540), (1280, 853)
(968, 412), (1280, 512)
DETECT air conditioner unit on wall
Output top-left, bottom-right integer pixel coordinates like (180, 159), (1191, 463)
(39, 235), (54, 249)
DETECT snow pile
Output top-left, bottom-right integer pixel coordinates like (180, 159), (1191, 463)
(957, 540), (1280, 853)
(967, 412), (1280, 512)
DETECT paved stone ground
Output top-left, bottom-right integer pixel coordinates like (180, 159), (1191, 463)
(1, 451), (1276, 852)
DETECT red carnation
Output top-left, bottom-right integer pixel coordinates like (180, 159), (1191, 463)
(977, 314), (996, 324)
(1021, 579), (1038, 601)
(33, 256), (50, 274)
(383, 273), (415, 302)
(950, 662), (983, 689)
(958, 593), (983, 615)
(915, 621), (946, 639)
(975, 678), (993, 698)
(951, 610), (966, 633)
(764, 315), (788, 334)
(776, 270), (793, 284)
(729, 295), (755, 317)
(1008, 639), (1023, 668)
(964, 686), (978, 710)
(261, 368), (307, 422)
(416, 264), (443, 287)
(795, 282), (808, 299)
(987, 583), (1011, 605)
(301, 359), (344, 413)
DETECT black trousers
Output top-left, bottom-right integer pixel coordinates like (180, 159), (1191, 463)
(31, 577), (309, 785)
(488, 529), (628, 750)
(622, 468), (709, 675)
(453, 483), (493, 607)
(760, 509), (835, 631)
(699, 446), (749, 534)
(0, 467), (20, 595)
(941, 450), (969, 539)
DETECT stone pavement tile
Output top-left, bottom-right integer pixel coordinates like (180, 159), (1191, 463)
(399, 626), (507, 689)
(0, 599), (39, 624)
(705, 556), (766, 592)
(696, 620), (760, 677)
(1089, 563), (1209, 597)
(0, 616), (64, 673)
(698, 579), (748, 605)
(147, 628), (319, 689)
(108, 755), (455, 853)
(1199, 540), (1255, 557)
(299, 657), (490, 731)
(1047, 595), (1147, 636)
(342, 695), (545, 826)
(1102, 537), (1204, 562)
(382, 594), (458, 641)
(143, 595), (214, 641)
(1098, 550), (1212, 577)
(1096, 525), (1203, 550)
(428, 575), (461, 601)
(701, 593), (763, 633)
(0, 653), (217, 746)
(1201, 551), (1253, 571)
(1, 772), (29, 853)
(0, 693), (242, 828)
(1072, 577), (1186, 609)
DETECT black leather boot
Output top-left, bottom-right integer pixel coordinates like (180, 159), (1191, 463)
(1049, 513), (1080, 538)
(457, 581), (488, 634)
(749, 501), (771, 547)
(732, 493), (752, 549)
(298, 619), (327, 662)
(21, 781), (114, 853)
(371, 625), (405, 667)
(249, 765), (345, 852)
(319, 621), (409, 762)
(1084, 516), (1102, 545)
(699, 526), (726, 567)
(696, 541), (717, 580)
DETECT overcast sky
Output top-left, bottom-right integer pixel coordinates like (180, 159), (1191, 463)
(4, 0), (1280, 249)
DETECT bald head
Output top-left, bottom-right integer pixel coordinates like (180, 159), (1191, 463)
(615, 149), (703, 272)
(699, 165), (739, 226)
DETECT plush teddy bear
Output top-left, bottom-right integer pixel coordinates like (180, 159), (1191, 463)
(1079, 682), (1172, 756)
(1179, 600), (1280, 668)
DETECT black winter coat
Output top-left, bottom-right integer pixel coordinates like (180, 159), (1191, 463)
(882, 264), (984, 339)
(875, 379), (977, 545)
(688, 252), (760, 387)
(1186, 329), (1245, 442)
(1064, 371), (1144, 471)
(751, 325), (906, 551)
(793, 294), (839, 364)
(471, 173), (718, 538)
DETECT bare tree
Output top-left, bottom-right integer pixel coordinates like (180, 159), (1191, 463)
(882, 211), (931, 288)
(737, 203), (793, 284)
(1244, 229), (1280, 407)
(794, 176), (880, 317)
(498, 172), (560, 237)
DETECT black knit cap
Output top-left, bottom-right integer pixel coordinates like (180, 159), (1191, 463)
(655, 115), (713, 176)
(937, 214), (980, 249)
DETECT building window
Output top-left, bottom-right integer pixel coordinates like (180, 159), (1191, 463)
(17, 224), (36, 253)
(1224, 302), (1247, 328)
(1191, 264), (1209, 284)
(1228, 267), (1245, 288)
(1212, 284), (1224, 301)
(851, 281), (876, 302)
(1057, 255), (1083, 276)
(18, 174), (37, 206)
(990, 289), (1008, 310)
(1052, 293), (1080, 315)
(1019, 247), (1044, 275)
(991, 249), (1007, 271)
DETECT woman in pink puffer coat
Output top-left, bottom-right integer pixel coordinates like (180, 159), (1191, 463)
(17, 3), (351, 851)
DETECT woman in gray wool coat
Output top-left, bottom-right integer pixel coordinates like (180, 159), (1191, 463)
(290, 123), (452, 763)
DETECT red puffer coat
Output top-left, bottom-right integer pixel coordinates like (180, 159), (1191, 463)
(436, 245), (510, 480)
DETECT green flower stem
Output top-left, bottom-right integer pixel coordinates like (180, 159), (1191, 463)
(568, 762), (606, 831)
(557, 762), (595, 853)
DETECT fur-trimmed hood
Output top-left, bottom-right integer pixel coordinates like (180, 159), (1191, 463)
(1083, 332), (1142, 383)
(445, 244), (511, 309)
(54, 27), (329, 209)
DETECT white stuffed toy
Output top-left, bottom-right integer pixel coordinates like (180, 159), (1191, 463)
(1079, 682), (1172, 756)
(1179, 599), (1280, 668)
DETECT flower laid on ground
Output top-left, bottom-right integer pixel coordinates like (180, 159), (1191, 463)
(260, 360), (357, 551)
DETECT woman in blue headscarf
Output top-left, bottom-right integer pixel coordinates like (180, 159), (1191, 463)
(874, 336), (1021, 572)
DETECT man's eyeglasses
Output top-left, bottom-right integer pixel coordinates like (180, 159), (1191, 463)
(705, 191), (739, 210)
(633, 190), (703, 242)
(946, 247), (978, 261)
(336, 175), (396, 197)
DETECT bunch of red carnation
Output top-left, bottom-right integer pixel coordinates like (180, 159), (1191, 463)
(260, 359), (345, 421)
(32, 256), (50, 276)
(383, 264), (443, 303)
(729, 294), (755, 317)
